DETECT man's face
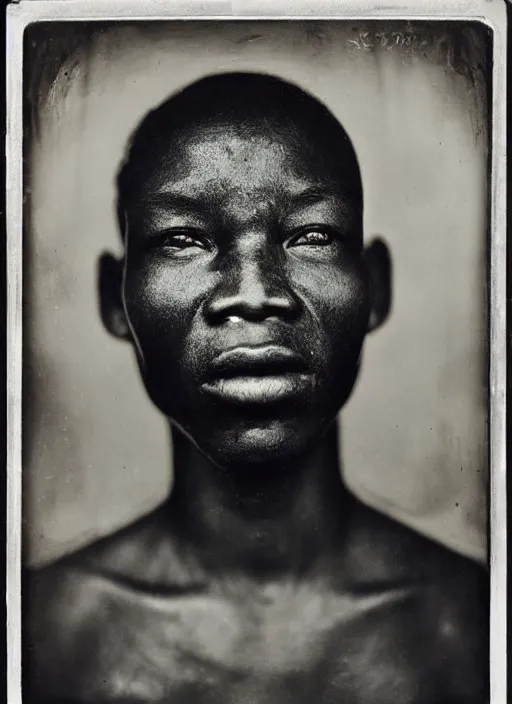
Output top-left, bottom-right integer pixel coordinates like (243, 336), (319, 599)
(119, 121), (371, 468)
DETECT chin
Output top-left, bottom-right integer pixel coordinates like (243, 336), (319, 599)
(196, 419), (323, 471)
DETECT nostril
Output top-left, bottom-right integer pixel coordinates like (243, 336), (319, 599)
(204, 292), (301, 325)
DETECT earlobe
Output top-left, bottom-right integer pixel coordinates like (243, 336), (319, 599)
(363, 237), (392, 333)
(98, 252), (131, 340)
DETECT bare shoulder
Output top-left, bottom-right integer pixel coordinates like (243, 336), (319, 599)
(408, 526), (489, 703)
(23, 508), (205, 700)
(27, 505), (203, 588)
(346, 498), (489, 701)
(346, 496), (487, 587)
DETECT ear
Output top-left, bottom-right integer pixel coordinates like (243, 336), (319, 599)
(98, 252), (131, 340)
(363, 237), (392, 333)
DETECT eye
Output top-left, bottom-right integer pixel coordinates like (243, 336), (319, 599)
(287, 228), (335, 248)
(150, 230), (210, 255)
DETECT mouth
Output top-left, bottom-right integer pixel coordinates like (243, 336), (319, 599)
(201, 345), (313, 405)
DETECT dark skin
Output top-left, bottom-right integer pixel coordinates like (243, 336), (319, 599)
(24, 109), (488, 704)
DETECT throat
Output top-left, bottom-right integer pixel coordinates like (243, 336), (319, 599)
(166, 424), (349, 578)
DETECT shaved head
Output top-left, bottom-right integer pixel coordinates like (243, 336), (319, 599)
(116, 72), (363, 227)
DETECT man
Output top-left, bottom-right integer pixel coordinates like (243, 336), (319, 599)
(25, 72), (487, 703)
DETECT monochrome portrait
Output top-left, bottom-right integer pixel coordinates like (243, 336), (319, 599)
(6, 4), (506, 703)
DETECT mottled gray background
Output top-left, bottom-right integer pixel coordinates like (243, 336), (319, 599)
(23, 20), (490, 567)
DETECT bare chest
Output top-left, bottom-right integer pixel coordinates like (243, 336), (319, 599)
(36, 584), (455, 704)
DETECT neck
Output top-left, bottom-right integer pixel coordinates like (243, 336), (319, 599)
(165, 423), (349, 580)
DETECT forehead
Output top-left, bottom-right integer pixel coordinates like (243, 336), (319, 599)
(132, 123), (355, 206)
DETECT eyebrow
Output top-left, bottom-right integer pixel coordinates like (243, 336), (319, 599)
(286, 184), (357, 213)
(143, 191), (209, 215)
(142, 184), (351, 217)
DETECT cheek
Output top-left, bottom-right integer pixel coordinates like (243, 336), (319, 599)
(293, 261), (370, 348)
(297, 264), (369, 411)
(122, 259), (203, 358)
(327, 272), (369, 342)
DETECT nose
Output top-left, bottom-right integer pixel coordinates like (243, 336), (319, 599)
(204, 243), (301, 325)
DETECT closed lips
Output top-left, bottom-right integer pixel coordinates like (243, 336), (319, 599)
(200, 345), (313, 405)
(208, 345), (308, 379)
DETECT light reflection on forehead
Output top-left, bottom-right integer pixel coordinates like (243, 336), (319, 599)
(140, 126), (356, 200)
(152, 140), (312, 195)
